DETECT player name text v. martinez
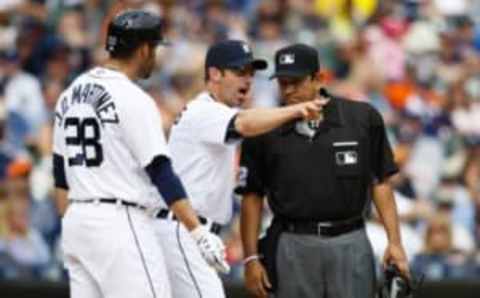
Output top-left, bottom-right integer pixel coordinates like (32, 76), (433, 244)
(54, 83), (119, 126)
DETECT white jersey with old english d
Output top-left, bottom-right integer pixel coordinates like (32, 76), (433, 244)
(52, 67), (169, 208)
(167, 92), (238, 224)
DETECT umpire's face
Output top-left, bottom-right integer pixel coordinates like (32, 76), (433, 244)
(277, 71), (322, 105)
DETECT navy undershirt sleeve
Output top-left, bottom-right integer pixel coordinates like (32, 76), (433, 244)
(53, 153), (69, 190)
(145, 155), (187, 206)
(225, 114), (243, 143)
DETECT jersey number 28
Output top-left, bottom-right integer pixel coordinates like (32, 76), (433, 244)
(65, 117), (104, 167)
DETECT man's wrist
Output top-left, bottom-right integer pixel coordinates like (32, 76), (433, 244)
(387, 238), (402, 246)
(243, 254), (260, 266)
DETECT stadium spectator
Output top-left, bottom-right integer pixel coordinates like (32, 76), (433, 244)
(412, 215), (475, 280)
(0, 179), (50, 279)
(0, 49), (48, 153)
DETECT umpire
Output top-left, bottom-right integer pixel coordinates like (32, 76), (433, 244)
(237, 43), (410, 298)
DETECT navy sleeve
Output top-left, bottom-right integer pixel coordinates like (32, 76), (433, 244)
(369, 107), (399, 183)
(224, 114), (243, 143)
(53, 153), (69, 190)
(145, 155), (187, 206)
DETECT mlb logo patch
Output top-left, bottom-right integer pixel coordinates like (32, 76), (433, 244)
(279, 53), (295, 64)
(335, 151), (358, 166)
(242, 44), (251, 53)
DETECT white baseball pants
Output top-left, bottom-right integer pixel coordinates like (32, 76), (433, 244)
(155, 219), (225, 298)
(62, 203), (172, 298)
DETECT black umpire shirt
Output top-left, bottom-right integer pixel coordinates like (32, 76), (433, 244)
(236, 96), (399, 221)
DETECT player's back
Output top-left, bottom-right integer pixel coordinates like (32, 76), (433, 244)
(53, 67), (167, 208)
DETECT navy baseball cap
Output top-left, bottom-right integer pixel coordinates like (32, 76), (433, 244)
(205, 40), (267, 71)
(270, 43), (320, 79)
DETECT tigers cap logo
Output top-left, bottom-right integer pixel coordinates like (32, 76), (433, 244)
(279, 53), (295, 64)
(242, 43), (251, 53)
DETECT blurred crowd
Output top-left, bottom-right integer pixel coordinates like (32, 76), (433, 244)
(0, 0), (480, 284)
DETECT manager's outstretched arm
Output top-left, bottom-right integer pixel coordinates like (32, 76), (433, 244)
(234, 98), (326, 137)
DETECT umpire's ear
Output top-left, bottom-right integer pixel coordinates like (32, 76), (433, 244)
(313, 70), (323, 89)
(313, 70), (323, 82)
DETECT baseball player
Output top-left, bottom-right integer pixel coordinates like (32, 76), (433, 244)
(154, 40), (325, 298)
(52, 10), (227, 298)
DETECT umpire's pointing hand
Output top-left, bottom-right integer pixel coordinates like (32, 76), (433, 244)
(245, 259), (271, 298)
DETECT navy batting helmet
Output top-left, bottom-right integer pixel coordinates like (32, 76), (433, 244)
(106, 10), (168, 55)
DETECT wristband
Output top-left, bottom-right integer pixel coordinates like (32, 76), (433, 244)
(243, 254), (260, 265)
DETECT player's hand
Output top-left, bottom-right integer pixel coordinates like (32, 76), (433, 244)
(296, 98), (327, 121)
(383, 242), (410, 281)
(245, 259), (271, 298)
(190, 226), (230, 274)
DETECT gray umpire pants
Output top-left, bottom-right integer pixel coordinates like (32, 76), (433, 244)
(273, 228), (376, 298)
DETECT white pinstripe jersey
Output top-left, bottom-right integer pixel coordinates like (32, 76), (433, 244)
(167, 92), (238, 224)
(52, 67), (169, 208)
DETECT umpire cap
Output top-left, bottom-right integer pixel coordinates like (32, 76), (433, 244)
(106, 10), (168, 55)
(270, 43), (319, 79)
(205, 40), (267, 71)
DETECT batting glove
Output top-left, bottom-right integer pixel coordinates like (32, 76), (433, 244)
(190, 226), (230, 274)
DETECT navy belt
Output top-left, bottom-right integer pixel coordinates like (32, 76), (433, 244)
(156, 209), (222, 235)
(281, 217), (364, 237)
(69, 198), (147, 211)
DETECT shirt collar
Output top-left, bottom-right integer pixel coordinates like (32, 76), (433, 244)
(197, 91), (240, 113)
(89, 67), (129, 80)
(197, 91), (214, 102)
(323, 96), (343, 126)
(279, 121), (296, 135)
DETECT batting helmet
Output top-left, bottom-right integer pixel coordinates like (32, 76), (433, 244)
(106, 10), (168, 55)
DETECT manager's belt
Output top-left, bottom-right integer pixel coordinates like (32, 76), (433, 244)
(156, 209), (222, 235)
(281, 216), (364, 237)
(69, 198), (147, 211)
